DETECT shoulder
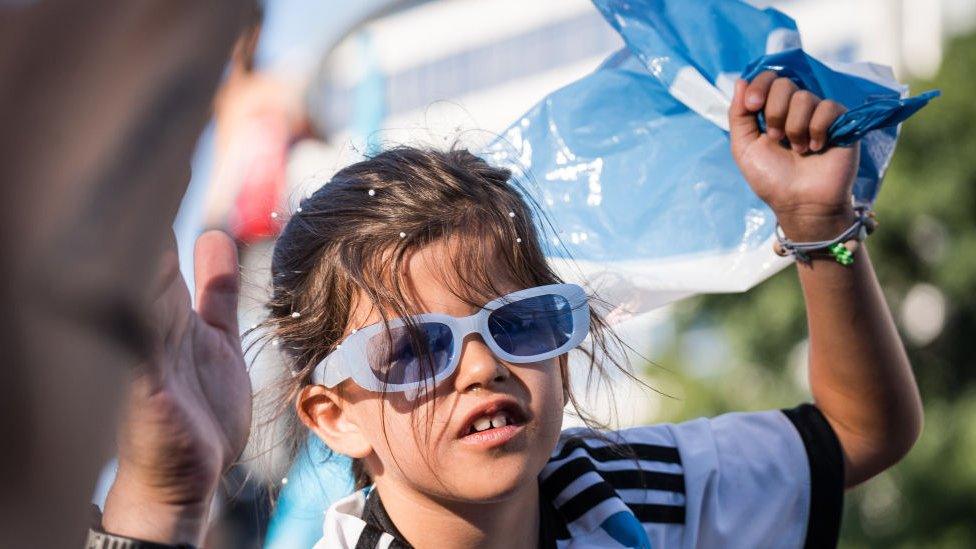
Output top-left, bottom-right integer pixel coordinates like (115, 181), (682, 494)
(549, 409), (826, 499)
(552, 424), (685, 460)
(542, 425), (688, 534)
(544, 407), (843, 548)
(553, 408), (814, 467)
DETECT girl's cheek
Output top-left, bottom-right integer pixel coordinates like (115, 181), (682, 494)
(378, 399), (444, 452)
(354, 398), (413, 448)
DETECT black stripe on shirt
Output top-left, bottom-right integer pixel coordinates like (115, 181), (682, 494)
(354, 524), (386, 549)
(542, 457), (685, 501)
(782, 404), (844, 549)
(557, 480), (619, 523)
(539, 489), (572, 543)
(604, 469), (685, 494)
(556, 477), (687, 527)
(549, 437), (682, 465)
(360, 490), (413, 549)
(629, 503), (686, 524)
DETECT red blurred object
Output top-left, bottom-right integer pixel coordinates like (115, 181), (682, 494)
(228, 114), (289, 243)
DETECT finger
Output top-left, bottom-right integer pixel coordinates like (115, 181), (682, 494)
(764, 77), (800, 141)
(743, 71), (778, 112)
(809, 100), (848, 152)
(729, 79), (760, 155)
(785, 91), (819, 154)
(194, 230), (241, 335)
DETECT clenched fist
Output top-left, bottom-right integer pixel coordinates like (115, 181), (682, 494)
(730, 71), (860, 241)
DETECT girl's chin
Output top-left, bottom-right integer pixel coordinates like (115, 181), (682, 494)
(442, 470), (536, 503)
(437, 451), (544, 502)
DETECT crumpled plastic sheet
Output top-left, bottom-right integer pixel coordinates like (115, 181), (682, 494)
(482, 0), (937, 321)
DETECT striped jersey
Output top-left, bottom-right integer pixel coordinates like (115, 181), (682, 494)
(313, 404), (843, 548)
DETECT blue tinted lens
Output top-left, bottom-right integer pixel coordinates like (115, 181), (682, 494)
(367, 322), (454, 385)
(488, 294), (575, 357)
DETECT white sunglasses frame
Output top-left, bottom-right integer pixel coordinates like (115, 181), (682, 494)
(310, 283), (590, 394)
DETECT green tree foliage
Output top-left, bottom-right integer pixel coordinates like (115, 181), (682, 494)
(662, 31), (976, 547)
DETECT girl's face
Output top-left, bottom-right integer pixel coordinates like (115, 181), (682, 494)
(301, 240), (566, 503)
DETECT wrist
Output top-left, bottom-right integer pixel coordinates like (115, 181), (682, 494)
(102, 476), (212, 546)
(775, 207), (856, 242)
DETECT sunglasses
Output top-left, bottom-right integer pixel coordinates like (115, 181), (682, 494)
(311, 283), (590, 395)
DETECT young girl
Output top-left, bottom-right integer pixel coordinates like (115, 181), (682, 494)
(95, 75), (922, 548)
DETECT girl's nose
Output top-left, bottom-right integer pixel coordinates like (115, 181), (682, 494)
(453, 334), (509, 393)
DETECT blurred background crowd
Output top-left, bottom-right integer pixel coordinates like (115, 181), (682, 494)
(3, 0), (975, 547)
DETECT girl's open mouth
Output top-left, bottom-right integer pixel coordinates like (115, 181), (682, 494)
(457, 399), (528, 448)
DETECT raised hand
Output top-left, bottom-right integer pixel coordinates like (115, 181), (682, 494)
(102, 231), (251, 545)
(729, 71), (860, 241)
(730, 72), (924, 488)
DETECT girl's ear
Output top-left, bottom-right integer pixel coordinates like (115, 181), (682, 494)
(297, 385), (372, 459)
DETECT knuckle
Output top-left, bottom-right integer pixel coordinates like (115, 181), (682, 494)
(748, 72), (776, 91)
(810, 118), (831, 135)
(822, 99), (846, 114)
(772, 77), (798, 92)
(791, 90), (817, 107)
(766, 111), (786, 126)
(786, 124), (806, 140)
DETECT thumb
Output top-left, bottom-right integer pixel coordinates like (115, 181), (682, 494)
(194, 230), (240, 335)
(729, 78), (761, 157)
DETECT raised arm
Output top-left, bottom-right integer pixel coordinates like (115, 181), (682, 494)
(729, 72), (923, 488)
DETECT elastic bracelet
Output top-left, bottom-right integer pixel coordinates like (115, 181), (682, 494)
(772, 206), (878, 266)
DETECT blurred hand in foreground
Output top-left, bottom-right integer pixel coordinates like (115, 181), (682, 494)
(102, 231), (251, 546)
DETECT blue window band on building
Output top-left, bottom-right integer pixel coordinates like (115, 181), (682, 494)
(311, 11), (621, 133)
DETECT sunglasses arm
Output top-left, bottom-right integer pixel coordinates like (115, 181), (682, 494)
(311, 352), (348, 388)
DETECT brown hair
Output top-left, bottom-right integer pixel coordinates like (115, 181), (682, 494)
(251, 146), (633, 490)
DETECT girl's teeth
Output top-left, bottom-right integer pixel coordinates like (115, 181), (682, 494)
(469, 412), (515, 434)
(473, 417), (492, 432)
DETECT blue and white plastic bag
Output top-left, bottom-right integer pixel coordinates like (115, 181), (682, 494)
(484, 0), (937, 320)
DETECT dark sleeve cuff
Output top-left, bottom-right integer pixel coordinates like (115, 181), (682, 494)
(781, 404), (844, 549)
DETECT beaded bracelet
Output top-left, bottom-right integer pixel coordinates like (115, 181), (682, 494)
(772, 206), (878, 266)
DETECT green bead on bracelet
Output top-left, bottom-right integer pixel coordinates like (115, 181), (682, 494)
(828, 242), (855, 266)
